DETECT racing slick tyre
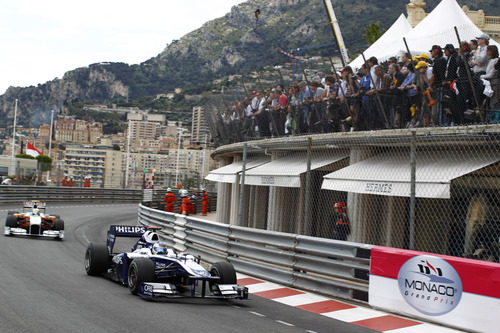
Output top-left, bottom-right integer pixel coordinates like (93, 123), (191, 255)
(53, 219), (64, 231)
(53, 215), (61, 219)
(5, 216), (18, 228)
(85, 243), (110, 276)
(210, 262), (237, 284)
(128, 258), (156, 295)
(7, 211), (16, 216)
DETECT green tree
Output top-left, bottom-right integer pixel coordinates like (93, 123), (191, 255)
(363, 21), (386, 45)
(36, 155), (52, 172)
(184, 177), (195, 190)
(15, 153), (35, 159)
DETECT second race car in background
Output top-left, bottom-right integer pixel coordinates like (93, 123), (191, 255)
(4, 201), (64, 240)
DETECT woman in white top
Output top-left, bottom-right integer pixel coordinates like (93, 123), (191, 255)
(481, 45), (499, 120)
(480, 45), (499, 80)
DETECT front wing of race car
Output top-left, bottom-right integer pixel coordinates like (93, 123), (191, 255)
(4, 226), (64, 239)
(138, 277), (248, 300)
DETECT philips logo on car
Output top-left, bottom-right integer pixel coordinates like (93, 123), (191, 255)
(114, 226), (146, 234)
(397, 255), (462, 316)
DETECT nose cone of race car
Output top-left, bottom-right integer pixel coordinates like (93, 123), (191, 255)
(30, 215), (42, 225)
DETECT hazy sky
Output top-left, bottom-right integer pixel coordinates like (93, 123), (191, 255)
(0, 0), (247, 94)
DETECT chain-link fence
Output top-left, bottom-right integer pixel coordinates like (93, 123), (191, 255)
(208, 125), (500, 263)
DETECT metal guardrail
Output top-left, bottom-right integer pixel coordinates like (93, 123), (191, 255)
(0, 185), (142, 204)
(137, 204), (372, 303)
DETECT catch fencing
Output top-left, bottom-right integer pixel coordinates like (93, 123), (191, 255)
(208, 125), (500, 264)
(137, 204), (372, 303)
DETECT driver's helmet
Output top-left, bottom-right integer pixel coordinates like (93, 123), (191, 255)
(152, 242), (168, 255)
(33, 208), (40, 215)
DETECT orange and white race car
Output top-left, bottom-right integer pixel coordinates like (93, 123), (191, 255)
(4, 201), (64, 240)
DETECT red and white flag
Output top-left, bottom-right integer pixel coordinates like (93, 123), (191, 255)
(26, 141), (41, 157)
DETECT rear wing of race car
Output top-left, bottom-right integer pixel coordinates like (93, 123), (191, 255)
(106, 225), (160, 254)
(24, 201), (46, 209)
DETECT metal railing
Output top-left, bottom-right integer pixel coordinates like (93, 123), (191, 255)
(137, 204), (372, 303)
(0, 185), (142, 204)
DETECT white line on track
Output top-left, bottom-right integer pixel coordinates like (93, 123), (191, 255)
(305, 330), (318, 333)
(249, 311), (266, 317)
(275, 320), (295, 327)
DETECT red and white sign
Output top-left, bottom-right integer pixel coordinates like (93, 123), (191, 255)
(26, 141), (41, 157)
(369, 246), (500, 332)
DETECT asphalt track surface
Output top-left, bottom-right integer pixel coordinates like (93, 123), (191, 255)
(0, 203), (376, 333)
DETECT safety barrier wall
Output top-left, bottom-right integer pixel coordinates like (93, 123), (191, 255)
(0, 185), (143, 204)
(137, 203), (372, 303)
(138, 203), (500, 331)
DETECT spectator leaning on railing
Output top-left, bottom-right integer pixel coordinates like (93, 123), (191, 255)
(213, 35), (500, 144)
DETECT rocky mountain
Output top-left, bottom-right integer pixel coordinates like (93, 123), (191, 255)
(0, 0), (498, 127)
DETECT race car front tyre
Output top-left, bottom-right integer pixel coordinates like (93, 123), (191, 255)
(85, 243), (110, 276)
(53, 219), (64, 231)
(210, 262), (237, 284)
(128, 258), (155, 295)
(5, 216), (18, 228)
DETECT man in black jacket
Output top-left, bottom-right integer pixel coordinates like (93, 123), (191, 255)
(443, 44), (459, 125)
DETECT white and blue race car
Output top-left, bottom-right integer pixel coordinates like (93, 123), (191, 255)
(4, 201), (64, 240)
(84, 225), (248, 300)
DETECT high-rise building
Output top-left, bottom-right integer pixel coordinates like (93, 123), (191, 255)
(38, 124), (51, 141)
(73, 120), (89, 143)
(54, 119), (75, 143)
(54, 118), (103, 144)
(191, 106), (210, 144)
(127, 112), (165, 141)
(63, 144), (122, 188)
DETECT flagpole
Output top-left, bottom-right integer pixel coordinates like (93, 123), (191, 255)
(47, 110), (55, 182)
(10, 99), (18, 177)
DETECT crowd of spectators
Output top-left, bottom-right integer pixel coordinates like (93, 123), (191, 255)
(213, 33), (500, 144)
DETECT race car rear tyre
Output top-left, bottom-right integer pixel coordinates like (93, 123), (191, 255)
(7, 211), (16, 216)
(53, 219), (64, 231)
(128, 258), (155, 295)
(5, 216), (18, 228)
(85, 243), (110, 276)
(53, 215), (61, 219)
(210, 262), (237, 284)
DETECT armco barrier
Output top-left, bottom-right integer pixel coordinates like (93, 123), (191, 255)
(137, 204), (372, 302)
(0, 185), (142, 204)
(138, 204), (496, 331)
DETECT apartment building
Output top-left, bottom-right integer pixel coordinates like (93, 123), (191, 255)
(191, 106), (210, 144)
(63, 144), (122, 188)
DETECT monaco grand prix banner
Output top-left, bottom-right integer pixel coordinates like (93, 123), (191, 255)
(369, 246), (500, 333)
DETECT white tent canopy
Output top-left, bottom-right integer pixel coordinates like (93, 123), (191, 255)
(349, 14), (412, 70)
(349, 0), (499, 70)
(321, 150), (500, 199)
(404, 0), (499, 53)
(205, 157), (270, 184)
(244, 152), (348, 188)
